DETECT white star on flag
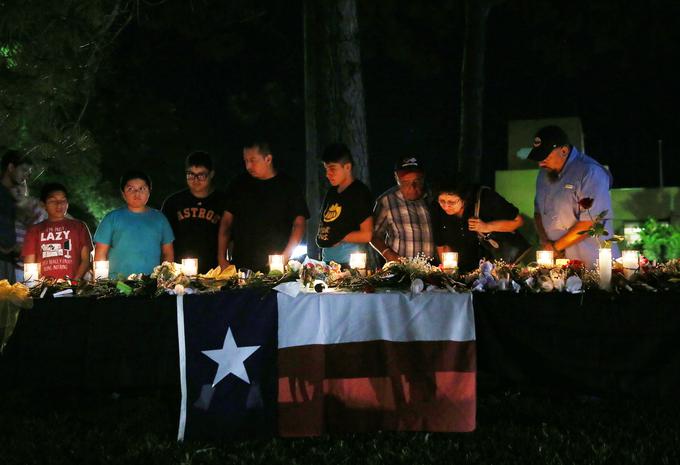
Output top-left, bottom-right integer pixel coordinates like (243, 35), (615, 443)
(202, 327), (260, 387)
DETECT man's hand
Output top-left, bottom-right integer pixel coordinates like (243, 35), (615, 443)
(218, 257), (231, 271)
(382, 248), (400, 262)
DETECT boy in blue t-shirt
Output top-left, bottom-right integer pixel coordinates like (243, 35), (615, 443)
(94, 170), (174, 278)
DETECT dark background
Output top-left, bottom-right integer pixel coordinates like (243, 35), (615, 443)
(83, 0), (680, 207)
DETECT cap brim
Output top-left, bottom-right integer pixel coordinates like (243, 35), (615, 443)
(527, 146), (551, 161)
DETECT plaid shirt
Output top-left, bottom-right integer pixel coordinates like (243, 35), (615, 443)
(373, 186), (434, 259)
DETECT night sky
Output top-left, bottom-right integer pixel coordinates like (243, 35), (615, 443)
(85, 0), (680, 207)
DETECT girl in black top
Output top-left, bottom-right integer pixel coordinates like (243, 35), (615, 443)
(431, 182), (524, 273)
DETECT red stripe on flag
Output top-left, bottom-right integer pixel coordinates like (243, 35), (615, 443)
(278, 340), (476, 435)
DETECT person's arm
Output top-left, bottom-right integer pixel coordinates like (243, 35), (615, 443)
(23, 254), (36, 263)
(94, 243), (110, 261)
(75, 246), (90, 280)
(161, 243), (174, 263)
(341, 216), (373, 244)
(468, 214), (524, 233)
(217, 211), (233, 269)
(370, 234), (400, 262)
(282, 215), (306, 263)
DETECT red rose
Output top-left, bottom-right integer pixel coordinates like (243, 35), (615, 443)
(578, 197), (594, 210)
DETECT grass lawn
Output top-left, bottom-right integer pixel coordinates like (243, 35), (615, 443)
(1, 389), (678, 465)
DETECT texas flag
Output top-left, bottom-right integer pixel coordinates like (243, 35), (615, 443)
(176, 291), (278, 441)
(277, 292), (476, 435)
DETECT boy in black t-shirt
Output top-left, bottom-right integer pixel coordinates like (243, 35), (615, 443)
(315, 143), (373, 266)
(161, 151), (226, 273)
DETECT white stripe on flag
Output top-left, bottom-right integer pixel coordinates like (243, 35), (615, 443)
(176, 295), (188, 442)
(277, 292), (475, 349)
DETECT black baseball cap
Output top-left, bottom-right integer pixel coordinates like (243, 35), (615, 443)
(527, 125), (571, 161)
(394, 156), (424, 173)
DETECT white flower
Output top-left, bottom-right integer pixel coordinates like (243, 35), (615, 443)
(287, 260), (302, 273)
(174, 284), (185, 295)
(566, 275), (583, 293)
(410, 278), (424, 294)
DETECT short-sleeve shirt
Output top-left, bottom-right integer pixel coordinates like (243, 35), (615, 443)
(93, 207), (174, 277)
(316, 180), (373, 264)
(432, 187), (519, 272)
(161, 189), (226, 273)
(22, 218), (93, 279)
(224, 172), (310, 272)
(373, 186), (434, 259)
(534, 147), (619, 267)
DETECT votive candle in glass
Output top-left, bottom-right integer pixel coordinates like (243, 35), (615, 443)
(349, 252), (367, 270)
(536, 250), (554, 267)
(441, 252), (459, 270)
(93, 260), (110, 280)
(269, 254), (285, 273)
(181, 258), (198, 277)
(621, 250), (640, 279)
(24, 263), (41, 283)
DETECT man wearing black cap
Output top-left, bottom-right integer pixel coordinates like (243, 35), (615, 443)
(529, 125), (618, 268)
(370, 156), (433, 262)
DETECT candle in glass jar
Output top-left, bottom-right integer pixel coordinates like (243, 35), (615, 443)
(93, 260), (110, 280)
(621, 250), (639, 279)
(269, 255), (285, 273)
(555, 258), (570, 267)
(349, 252), (367, 269)
(181, 258), (198, 277)
(24, 263), (41, 283)
(441, 252), (459, 270)
(536, 250), (554, 266)
(598, 248), (612, 290)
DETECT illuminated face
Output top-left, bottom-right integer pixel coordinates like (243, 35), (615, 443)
(10, 163), (32, 186)
(44, 191), (69, 220)
(243, 148), (273, 180)
(185, 165), (213, 194)
(538, 146), (569, 174)
(324, 162), (352, 187)
(396, 171), (425, 201)
(122, 178), (150, 210)
(438, 193), (464, 216)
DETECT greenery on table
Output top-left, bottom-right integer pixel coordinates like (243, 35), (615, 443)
(639, 219), (680, 262)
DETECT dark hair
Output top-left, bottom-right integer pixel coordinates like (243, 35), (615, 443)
(185, 151), (213, 171)
(322, 143), (354, 166)
(119, 170), (152, 192)
(1, 149), (32, 172)
(40, 182), (68, 202)
(434, 181), (477, 207)
(243, 140), (272, 156)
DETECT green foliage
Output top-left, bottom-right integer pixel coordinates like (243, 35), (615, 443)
(0, 1), (130, 223)
(639, 219), (680, 262)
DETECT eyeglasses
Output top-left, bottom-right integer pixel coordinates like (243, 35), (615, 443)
(186, 171), (209, 181)
(438, 198), (462, 207)
(124, 186), (149, 194)
(398, 179), (424, 188)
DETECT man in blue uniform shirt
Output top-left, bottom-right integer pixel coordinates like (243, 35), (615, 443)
(529, 125), (619, 268)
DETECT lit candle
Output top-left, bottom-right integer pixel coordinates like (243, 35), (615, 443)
(181, 258), (198, 277)
(536, 250), (554, 267)
(24, 263), (41, 284)
(598, 248), (612, 290)
(441, 252), (459, 270)
(621, 250), (639, 279)
(349, 252), (367, 270)
(555, 258), (570, 267)
(269, 254), (285, 273)
(93, 260), (110, 280)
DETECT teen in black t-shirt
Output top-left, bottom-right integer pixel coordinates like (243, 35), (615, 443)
(220, 141), (309, 272)
(161, 151), (225, 273)
(315, 143), (373, 265)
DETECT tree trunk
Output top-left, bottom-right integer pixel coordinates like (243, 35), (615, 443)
(457, 0), (497, 184)
(304, 0), (370, 260)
